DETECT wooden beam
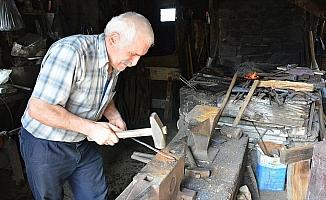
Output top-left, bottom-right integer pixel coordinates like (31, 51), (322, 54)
(257, 80), (314, 92)
(146, 67), (181, 81)
(142, 55), (179, 67)
(280, 144), (314, 164)
(287, 160), (311, 200)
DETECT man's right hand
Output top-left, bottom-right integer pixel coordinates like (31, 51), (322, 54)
(87, 122), (119, 146)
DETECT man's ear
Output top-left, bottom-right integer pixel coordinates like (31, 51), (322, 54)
(108, 32), (120, 47)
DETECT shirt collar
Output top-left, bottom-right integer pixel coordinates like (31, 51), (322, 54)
(98, 33), (109, 69)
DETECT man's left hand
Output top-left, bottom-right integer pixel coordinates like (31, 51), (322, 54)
(109, 115), (127, 131)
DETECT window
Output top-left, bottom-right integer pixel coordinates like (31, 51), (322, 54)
(160, 8), (176, 22)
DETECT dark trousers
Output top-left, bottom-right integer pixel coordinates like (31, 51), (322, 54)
(19, 128), (108, 200)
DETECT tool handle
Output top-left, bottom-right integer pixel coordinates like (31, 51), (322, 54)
(116, 128), (153, 138)
(86, 128), (152, 141)
(233, 80), (259, 126)
(213, 72), (238, 128)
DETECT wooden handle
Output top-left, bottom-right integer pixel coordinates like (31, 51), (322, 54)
(309, 31), (319, 70)
(87, 127), (153, 141)
(213, 72), (238, 128)
(116, 128), (153, 138)
(233, 80), (259, 126)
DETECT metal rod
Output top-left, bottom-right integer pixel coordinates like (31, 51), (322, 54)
(131, 138), (176, 161)
(179, 75), (197, 90)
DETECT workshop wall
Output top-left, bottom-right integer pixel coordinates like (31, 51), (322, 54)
(210, 0), (313, 67)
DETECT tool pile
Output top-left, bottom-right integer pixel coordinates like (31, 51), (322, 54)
(180, 65), (325, 148)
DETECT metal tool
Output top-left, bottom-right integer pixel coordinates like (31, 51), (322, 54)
(131, 152), (155, 163)
(179, 75), (197, 90)
(184, 145), (210, 179)
(131, 137), (175, 161)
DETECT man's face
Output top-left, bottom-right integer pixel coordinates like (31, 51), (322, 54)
(107, 34), (151, 72)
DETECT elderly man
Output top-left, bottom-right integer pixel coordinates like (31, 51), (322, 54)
(19, 12), (154, 200)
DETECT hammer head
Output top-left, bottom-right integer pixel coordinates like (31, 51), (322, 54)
(150, 112), (167, 149)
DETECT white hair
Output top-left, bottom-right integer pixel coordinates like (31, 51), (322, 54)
(104, 12), (154, 47)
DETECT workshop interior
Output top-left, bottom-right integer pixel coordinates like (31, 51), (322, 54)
(1, 0), (326, 199)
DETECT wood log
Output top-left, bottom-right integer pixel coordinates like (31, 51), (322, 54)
(257, 80), (314, 92)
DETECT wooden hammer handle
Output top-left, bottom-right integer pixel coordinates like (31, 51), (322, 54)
(87, 128), (154, 141)
(116, 128), (153, 138)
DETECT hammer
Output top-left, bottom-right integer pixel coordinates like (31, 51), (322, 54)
(113, 112), (167, 149)
(88, 113), (166, 149)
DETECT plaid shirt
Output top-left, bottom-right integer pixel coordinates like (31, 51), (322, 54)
(21, 33), (119, 142)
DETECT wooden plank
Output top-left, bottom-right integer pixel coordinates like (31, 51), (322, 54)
(287, 160), (311, 200)
(142, 54), (179, 67)
(280, 144), (314, 164)
(257, 80), (314, 92)
(146, 67), (181, 81)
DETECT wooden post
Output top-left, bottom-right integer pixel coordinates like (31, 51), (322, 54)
(287, 160), (311, 200)
(307, 141), (326, 200)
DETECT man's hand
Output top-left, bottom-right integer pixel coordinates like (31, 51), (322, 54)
(108, 115), (127, 131)
(87, 122), (119, 145)
(103, 101), (127, 131)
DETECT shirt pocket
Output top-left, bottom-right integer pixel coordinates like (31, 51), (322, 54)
(69, 86), (102, 110)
